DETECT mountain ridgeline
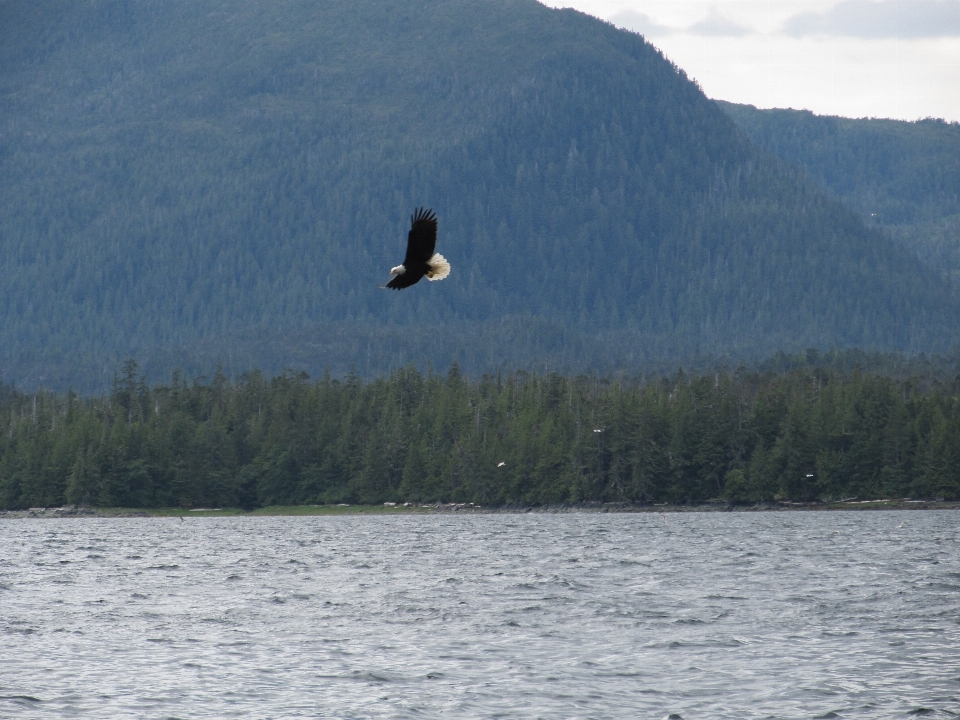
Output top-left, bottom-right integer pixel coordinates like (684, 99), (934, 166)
(1, 0), (958, 390)
(719, 102), (960, 287)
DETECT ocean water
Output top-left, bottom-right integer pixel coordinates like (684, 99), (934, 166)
(1, 511), (958, 719)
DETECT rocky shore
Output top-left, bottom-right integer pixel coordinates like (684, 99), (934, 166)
(2, 498), (958, 519)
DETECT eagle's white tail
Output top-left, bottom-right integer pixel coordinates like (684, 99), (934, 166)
(426, 253), (451, 281)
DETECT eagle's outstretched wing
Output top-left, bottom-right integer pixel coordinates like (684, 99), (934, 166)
(385, 269), (422, 289)
(402, 207), (437, 267)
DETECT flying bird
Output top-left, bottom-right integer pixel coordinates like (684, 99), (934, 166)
(385, 208), (450, 290)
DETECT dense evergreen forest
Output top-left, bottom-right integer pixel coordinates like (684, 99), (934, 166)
(720, 102), (960, 286)
(2, 357), (959, 511)
(2, 0), (958, 392)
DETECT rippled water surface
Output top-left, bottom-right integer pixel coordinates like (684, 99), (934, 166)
(2, 511), (959, 719)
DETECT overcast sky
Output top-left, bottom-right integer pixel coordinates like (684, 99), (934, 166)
(540, 0), (960, 121)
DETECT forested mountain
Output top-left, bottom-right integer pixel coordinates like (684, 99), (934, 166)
(719, 102), (960, 286)
(2, 0), (958, 391)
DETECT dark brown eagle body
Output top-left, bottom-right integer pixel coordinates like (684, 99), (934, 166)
(385, 208), (450, 289)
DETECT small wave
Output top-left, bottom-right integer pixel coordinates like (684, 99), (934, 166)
(4, 626), (37, 635)
(358, 671), (393, 683)
(705, 594), (747, 600)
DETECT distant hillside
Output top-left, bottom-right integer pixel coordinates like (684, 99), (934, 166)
(1, 0), (958, 390)
(719, 102), (960, 286)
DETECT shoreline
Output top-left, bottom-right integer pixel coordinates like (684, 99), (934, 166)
(2, 498), (958, 519)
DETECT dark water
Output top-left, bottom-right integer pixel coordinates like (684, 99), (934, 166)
(1, 511), (958, 719)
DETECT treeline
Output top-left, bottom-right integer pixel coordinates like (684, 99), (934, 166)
(2, 360), (959, 510)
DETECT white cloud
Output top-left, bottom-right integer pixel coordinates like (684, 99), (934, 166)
(607, 8), (674, 36)
(543, 0), (960, 121)
(784, 0), (960, 38)
(608, 5), (757, 37)
(688, 9), (753, 36)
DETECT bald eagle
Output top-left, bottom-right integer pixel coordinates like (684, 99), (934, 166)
(385, 208), (451, 290)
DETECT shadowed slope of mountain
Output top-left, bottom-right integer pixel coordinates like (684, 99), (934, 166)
(1, 0), (957, 390)
(719, 102), (960, 286)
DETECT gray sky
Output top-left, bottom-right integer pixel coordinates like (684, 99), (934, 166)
(540, 0), (960, 121)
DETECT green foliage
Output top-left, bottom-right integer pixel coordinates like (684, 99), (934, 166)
(2, 358), (960, 510)
(1, 0), (958, 392)
(720, 102), (960, 286)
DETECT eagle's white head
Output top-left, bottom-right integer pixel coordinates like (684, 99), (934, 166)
(390, 264), (406, 276)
